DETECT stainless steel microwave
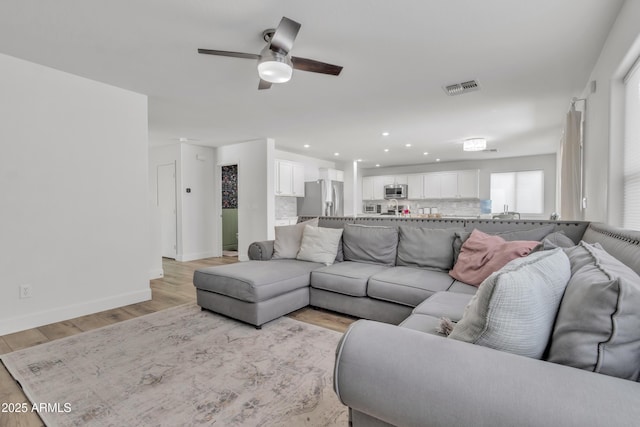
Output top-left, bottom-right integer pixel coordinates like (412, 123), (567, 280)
(384, 184), (408, 199)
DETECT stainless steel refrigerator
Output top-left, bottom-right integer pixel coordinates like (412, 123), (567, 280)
(297, 179), (344, 216)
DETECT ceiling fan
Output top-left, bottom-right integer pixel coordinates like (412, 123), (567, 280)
(198, 17), (343, 90)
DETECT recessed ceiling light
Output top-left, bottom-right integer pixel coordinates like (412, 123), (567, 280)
(423, 152), (429, 155)
(375, 164), (381, 167)
(405, 143), (411, 148)
(303, 144), (310, 148)
(436, 158), (441, 162)
(384, 148), (389, 152)
(357, 159), (363, 162)
(382, 132), (390, 136)
(334, 152), (340, 156)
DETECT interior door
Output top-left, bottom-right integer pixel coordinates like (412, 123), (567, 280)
(157, 163), (177, 259)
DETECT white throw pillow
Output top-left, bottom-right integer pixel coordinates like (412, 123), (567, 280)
(296, 225), (344, 265)
(272, 218), (319, 259)
(448, 248), (571, 359)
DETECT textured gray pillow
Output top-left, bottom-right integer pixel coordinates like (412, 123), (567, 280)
(342, 224), (399, 266)
(453, 224), (556, 264)
(396, 226), (462, 271)
(449, 248), (571, 359)
(547, 241), (640, 381)
(296, 225), (344, 265)
(272, 217), (319, 259)
(541, 231), (576, 250)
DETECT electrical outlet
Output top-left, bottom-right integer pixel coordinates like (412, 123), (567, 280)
(19, 284), (32, 299)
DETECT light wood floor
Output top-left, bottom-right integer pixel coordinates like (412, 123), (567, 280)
(0, 256), (355, 427)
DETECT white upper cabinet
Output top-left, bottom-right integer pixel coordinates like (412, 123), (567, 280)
(320, 168), (345, 182)
(275, 159), (305, 197)
(407, 174), (425, 199)
(439, 172), (458, 198)
(457, 169), (480, 198)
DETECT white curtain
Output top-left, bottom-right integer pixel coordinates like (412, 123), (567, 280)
(559, 105), (582, 220)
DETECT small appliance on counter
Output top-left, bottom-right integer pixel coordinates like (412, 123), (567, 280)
(363, 204), (382, 214)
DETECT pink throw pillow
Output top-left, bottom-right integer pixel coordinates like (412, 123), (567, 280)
(449, 229), (540, 286)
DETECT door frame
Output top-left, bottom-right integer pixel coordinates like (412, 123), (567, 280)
(216, 162), (240, 257)
(157, 161), (177, 259)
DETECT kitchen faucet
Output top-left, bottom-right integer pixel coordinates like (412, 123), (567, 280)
(389, 199), (399, 216)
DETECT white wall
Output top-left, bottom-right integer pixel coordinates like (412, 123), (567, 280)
(361, 154), (557, 217)
(0, 53), (150, 335)
(218, 139), (275, 260)
(179, 144), (216, 261)
(149, 143), (217, 262)
(581, 0), (640, 225)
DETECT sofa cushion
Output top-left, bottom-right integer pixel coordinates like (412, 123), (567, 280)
(367, 267), (454, 307)
(448, 280), (478, 295)
(453, 224), (555, 264)
(296, 225), (343, 265)
(449, 229), (541, 286)
(193, 259), (322, 303)
(342, 224), (399, 266)
(412, 292), (474, 322)
(547, 241), (640, 381)
(310, 261), (389, 297)
(396, 226), (461, 271)
(449, 248), (571, 359)
(399, 314), (445, 336)
(272, 217), (318, 259)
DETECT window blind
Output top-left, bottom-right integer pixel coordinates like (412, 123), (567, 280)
(623, 56), (640, 230)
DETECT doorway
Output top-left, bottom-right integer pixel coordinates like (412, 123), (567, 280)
(221, 164), (238, 257)
(157, 162), (177, 259)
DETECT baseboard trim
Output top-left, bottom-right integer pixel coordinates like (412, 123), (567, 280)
(149, 268), (164, 279)
(0, 289), (152, 336)
(176, 251), (217, 262)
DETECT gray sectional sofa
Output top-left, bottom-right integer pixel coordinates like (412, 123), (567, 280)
(193, 217), (640, 426)
(194, 216), (587, 327)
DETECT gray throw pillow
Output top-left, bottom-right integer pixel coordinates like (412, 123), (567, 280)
(296, 225), (344, 265)
(396, 226), (462, 271)
(453, 224), (556, 264)
(272, 217), (319, 259)
(547, 241), (640, 381)
(541, 230), (576, 250)
(449, 248), (571, 359)
(342, 224), (399, 266)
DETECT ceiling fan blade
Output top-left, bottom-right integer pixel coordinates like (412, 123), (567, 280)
(258, 79), (272, 90)
(197, 48), (260, 60)
(291, 57), (343, 76)
(269, 17), (301, 54)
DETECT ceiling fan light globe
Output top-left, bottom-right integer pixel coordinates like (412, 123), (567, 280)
(257, 53), (293, 83)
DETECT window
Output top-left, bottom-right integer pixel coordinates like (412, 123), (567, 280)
(490, 170), (544, 214)
(623, 57), (640, 230)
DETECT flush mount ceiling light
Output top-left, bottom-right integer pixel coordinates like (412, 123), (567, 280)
(463, 138), (487, 152)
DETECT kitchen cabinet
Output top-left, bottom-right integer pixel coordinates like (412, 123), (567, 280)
(457, 169), (479, 198)
(275, 159), (305, 197)
(420, 170), (479, 199)
(362, 176), (389, 200)
(407, 174), (425, 199)
(320, 168), (344, 182)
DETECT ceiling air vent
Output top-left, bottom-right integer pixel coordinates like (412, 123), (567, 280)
(443, 80), (480, 96)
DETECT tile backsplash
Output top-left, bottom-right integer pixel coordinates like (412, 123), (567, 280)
(368, 198), (482, 216)
(276, 196), (298, 219)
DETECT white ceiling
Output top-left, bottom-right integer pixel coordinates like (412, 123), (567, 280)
(0, 0), (624, 169)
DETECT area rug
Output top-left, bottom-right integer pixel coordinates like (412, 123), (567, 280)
(1, 304), (348, 426)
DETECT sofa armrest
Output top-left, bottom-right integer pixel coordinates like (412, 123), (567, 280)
(335, 320), (640, 427)
(248, 240), (274, 260)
